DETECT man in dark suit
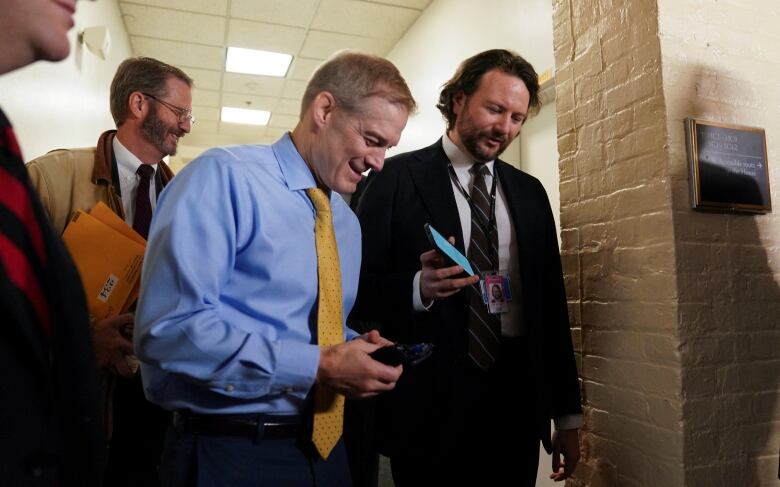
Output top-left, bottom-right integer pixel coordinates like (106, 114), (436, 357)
(352, 49), (582, 486)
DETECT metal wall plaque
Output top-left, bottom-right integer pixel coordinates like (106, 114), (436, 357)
(685, 118), (771, 213)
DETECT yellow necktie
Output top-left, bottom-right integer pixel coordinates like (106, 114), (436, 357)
(306, 187), (345, 460)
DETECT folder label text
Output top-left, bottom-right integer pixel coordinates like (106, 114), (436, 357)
(98, 274), (119, 303)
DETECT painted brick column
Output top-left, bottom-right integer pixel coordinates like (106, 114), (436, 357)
(553, 0), (780, 486)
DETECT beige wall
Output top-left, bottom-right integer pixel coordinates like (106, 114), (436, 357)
(554, 0), (780, 485)
(659, 0), (780, 485)
(0, 1), (132, 160)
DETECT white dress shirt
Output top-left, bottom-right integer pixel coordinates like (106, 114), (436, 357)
(412, 134), (582, 430)
(113, 136), (158, 225)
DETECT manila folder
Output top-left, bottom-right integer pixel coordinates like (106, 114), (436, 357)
(62, 209), (145, 319)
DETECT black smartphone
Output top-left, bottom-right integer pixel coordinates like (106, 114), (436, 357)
(424, 223), (475, 276)
(370, 343), (434, 367)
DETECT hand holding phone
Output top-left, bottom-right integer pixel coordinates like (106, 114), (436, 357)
(424, 223), (475, 276)
(370, 343), (434, 366)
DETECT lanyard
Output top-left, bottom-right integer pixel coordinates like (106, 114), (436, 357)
(447, 162), (498, 265)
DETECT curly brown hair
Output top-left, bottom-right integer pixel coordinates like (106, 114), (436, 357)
(437, 49), (540, 131)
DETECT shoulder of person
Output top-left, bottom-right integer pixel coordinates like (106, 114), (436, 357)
(27, 146), (96, 168)
(26, 146), (97, 182)
(496, 159), (545, 191)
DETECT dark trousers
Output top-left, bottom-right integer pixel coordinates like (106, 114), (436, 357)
(105, 374), (171, 486)
(159, 426), (352, 487)
(344, 398), (379, 487)
(390, 337), (540, 486)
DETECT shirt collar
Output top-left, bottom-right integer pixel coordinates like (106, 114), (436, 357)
(113, 136), (158, 176)
(272, 132), (318, 191)
(442, 132), (495, 176)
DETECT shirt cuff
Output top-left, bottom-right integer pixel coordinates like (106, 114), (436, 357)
(554, 414), (583, 430)
(412, 270), (434, 312)
(271, 340), (319, 399)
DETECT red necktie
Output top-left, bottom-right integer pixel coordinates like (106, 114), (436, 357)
(132, 164), (155, 239)
(0, 109), (50, 334)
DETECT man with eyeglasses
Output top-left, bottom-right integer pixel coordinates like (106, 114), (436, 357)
(26, 56), (194, 487)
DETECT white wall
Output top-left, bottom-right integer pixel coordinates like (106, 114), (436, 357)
(0, 0), (133, 161)
(385, 1), (562, 485)
(521, 100), (561, 233)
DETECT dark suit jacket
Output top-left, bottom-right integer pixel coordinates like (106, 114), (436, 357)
(0, 146), (103, 484)
(352, 139), (581, 457)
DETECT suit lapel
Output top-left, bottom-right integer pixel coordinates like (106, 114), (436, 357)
(407, 140), (466, 252)
(495, 160), (538, 302)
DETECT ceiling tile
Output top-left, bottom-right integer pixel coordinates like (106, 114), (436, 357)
(288, 57), (322, 81)
(369, 0), (431, 8)
(219, 123), (267, 137)
(312, 0), (420, 39)
(227, 19), (306, 55)
(281, 80), (307, 99)
(191, 106), (220, 122)
(221, 93), (278, 112)
(187, 120), (218, 136)
(268, 114), (300, 128)
(119, 0), (228, 16)
(131, 37), (225, 70)
(230, 0), (319, 27)
(275, 98), (300, 115)
(183, 132), (265, 148)
(300, 31), (387, 59)
(121, 4), (226, 46)
(222, 73), (285, 97)
(192, 89), (221, 107)
(123, 0), (432, 153)
(180, 67), (222, 91)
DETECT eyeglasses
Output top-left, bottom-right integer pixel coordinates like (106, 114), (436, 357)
(142, 92), (195, 125)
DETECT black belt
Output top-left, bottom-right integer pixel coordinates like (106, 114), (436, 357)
(173, 411), (301, 439)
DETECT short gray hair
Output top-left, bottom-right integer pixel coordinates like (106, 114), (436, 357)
(300, 51), (416, 117)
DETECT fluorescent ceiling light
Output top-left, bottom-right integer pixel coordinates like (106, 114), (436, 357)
(225, 47), (292, 77)
(221, 107), (271, 126)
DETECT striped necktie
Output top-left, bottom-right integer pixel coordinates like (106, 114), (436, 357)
(306, 187), (345, 459)
(0, 109), (50, 334)
(466, 163), (501, 370)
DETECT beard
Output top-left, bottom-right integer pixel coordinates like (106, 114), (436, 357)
(141, 105), (183, 157)
(458, 123), (511, 162)
(455, 101), (513, 162)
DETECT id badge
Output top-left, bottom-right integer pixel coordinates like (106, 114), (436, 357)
(483, 272), (511, 314)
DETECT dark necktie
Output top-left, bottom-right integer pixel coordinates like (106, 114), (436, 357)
(467, 163), (500, 370)
(132, 164), (155, 239)
(0, 109), (50, 333)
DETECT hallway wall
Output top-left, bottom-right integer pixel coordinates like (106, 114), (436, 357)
(658, 1), (780, 485)
(0, 0), (132, 160)
(554, 0), (780, 485)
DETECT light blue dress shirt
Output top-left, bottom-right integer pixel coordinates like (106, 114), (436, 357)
(135, 133), (360, 415)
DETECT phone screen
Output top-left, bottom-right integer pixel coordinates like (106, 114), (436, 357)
(424, 224), (476, 276)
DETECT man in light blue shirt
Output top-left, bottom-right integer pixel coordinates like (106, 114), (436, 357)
(135, 52), (416, 487)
